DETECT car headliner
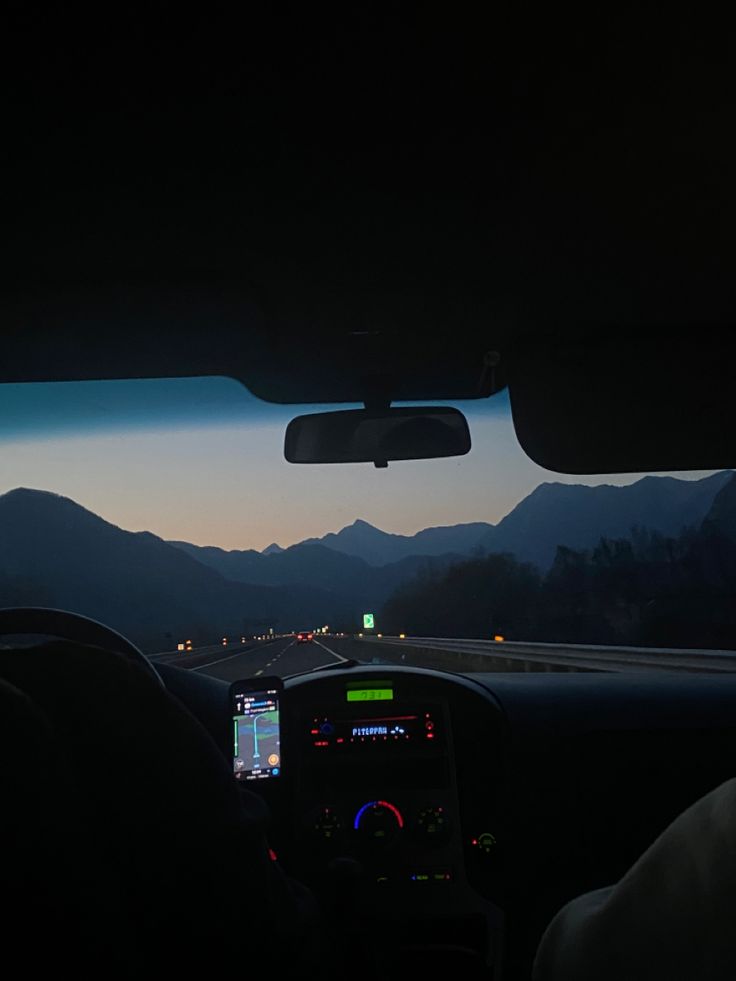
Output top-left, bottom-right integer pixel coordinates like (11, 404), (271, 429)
(1, 11), (734, 473)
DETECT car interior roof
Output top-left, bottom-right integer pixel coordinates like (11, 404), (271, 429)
(2, 11), (735, 471)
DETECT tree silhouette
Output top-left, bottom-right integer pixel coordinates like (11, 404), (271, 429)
(381, 522), (736, 650)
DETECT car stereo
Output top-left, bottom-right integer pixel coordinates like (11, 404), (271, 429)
(308, 707), (441, 751)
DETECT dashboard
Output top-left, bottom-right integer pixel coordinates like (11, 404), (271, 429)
(158, 662), (736, 980)
(278, 670), (506, 977)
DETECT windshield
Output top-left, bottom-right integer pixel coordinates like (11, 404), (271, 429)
(1, 377), (733, 680)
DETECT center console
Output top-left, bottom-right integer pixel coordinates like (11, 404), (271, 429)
(261, 671), (505, 978)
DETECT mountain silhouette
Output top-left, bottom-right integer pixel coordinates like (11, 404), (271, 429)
(700, 471), (736, 543)
(171, 539), (463, 606)
(173, 473), (733, 588)
(482, 471), (733, 567)
(298, 518), (493, 566)
(1, 471), (731, 650)
(0, 488), (356, 650)
(287, 472), (732, 568)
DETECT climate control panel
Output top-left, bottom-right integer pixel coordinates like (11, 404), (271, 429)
(308, 800), (450, 847)
(288, 687), (462, 893)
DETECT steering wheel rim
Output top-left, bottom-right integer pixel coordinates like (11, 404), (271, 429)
(0, 606), (164, 685)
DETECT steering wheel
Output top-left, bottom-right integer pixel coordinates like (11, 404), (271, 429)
(0, 606), (164, 685)
(0, 604), (291, 976)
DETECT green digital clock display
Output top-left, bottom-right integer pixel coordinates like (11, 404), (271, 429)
(346, 687), (394, 702)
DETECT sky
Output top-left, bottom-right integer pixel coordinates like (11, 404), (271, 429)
(0, 377), (719, 551)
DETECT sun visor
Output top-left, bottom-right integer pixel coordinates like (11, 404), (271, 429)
(507, 328), (736, 474)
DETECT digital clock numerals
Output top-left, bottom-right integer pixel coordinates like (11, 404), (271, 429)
(347, 689), (394, 702)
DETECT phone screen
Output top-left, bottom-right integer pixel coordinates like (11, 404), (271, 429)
(231, 678), (283, 781)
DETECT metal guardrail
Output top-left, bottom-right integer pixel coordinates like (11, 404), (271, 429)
(356, 635), (736, 673)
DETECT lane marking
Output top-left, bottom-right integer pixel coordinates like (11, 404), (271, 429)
(283, 639), (350, 679)
(190, 638), (287, 672)
(315, 640), (350, 663)
(255, 669), (263, 676)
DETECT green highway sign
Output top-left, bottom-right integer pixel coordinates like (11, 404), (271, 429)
(363, 613), (375, 629)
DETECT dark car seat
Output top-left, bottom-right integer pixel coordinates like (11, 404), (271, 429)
(533, 777), (736, 980)
(0, 642), (323, 979)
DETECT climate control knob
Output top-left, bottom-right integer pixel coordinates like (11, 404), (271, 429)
(416, 806), (451, 845)
(308, 806), (344, 844)
(353, 800), (404, 845)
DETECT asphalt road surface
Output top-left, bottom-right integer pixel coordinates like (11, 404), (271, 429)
(155, 636), (736, 679)
(185, 635), (353, 682)
(165, 634), (581, 681)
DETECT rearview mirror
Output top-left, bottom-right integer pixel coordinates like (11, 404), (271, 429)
(284, 407), (471, 467)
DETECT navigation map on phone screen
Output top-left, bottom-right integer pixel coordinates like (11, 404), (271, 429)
(232, 683), (281, 781)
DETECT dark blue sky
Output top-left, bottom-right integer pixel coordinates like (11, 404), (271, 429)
(0, 376), (511, 441)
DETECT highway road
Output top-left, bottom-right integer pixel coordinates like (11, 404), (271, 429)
(153, 633), (597, 681)
(153, 634), (736, 679)
(158, 634), (516, 681)
(162, 634), (354, 682)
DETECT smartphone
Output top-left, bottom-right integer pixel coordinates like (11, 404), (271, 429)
(230, 677), (284, 782)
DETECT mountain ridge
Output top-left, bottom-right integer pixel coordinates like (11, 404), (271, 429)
(284, 472), (733, 567)
(297, 517), (495, 566)
(0, 488), (359, 649)
(482, 470), (733, 567)
(1, 472), (732, 649)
